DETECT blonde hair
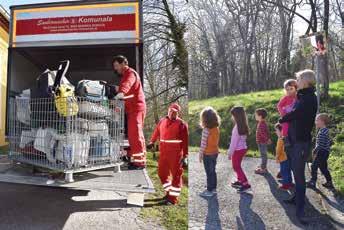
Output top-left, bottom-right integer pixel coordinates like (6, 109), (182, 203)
(200, 107), (221, 129)
(295, 69), (316, 87)
(317, 113), (330, 125)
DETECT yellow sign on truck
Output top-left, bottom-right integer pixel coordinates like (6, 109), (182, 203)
(0, 7), (9, 147)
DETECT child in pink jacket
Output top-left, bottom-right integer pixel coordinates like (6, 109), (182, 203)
(276, 79), (297, 179)
(277, 79), (298, 140)
(227, 106), (250, 193)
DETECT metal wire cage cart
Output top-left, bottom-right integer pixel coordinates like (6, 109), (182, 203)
(7, 96), (125, 182)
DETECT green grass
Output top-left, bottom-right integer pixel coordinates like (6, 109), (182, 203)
(141, 152), (188, 230)
(189, 80), (344, 195)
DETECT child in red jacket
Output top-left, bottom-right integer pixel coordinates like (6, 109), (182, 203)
(254, 108), (272, 174)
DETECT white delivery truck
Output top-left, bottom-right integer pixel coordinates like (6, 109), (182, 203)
(0, 0), (153, 206)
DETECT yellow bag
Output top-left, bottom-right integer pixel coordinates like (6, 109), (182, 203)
(55, 84), (79, 117)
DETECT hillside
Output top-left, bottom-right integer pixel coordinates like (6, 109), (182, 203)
(189, 81), (344, 194)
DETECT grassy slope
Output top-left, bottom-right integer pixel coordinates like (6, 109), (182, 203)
(141, 152), (188, 230)
(189, 81), (344, 195)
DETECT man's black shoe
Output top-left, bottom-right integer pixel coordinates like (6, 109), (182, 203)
(121, 156), (130, 162)
(128, 164), (145, 170)
(164, 200), (175, 206)
(297, 216), (309, 226)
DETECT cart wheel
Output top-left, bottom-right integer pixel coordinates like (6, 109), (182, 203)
(65, 172), (74, 183)
(114, 164), (121, 173)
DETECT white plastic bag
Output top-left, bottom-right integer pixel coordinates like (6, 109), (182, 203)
(20, 129), (37, 148)
(16, 96), (31, 125)
(34, 128), (57, 156)
(54, 133), (90, 167)
(78, 101), (112, 118)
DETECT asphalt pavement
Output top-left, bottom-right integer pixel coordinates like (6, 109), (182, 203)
(189, 153), (336, 230)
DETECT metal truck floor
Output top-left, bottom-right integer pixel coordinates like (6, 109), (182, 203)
(0, 155), (154, 194)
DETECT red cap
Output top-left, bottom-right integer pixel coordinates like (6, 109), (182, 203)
(169, 103), (181, 112)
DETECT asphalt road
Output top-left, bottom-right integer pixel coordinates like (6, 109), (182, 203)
(0, 183), (164, 230)
(189, 153), (335, 230)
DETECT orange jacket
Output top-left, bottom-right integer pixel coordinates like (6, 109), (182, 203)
(276, 138), (287, 163)
(150, 116), (188, 158)
(200, 127), (220, 155)
(118, 67), (146, 113)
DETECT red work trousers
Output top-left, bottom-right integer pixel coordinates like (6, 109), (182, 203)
(158, 149), (184, 204)
(127, 110), (146, 167)
(231, 149), (249, 186)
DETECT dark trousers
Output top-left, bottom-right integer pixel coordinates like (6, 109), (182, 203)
(280, 160), (292, 185)
(286, 142), (311, 217)
(203, 154), (218, 191)
(311, 150), (332, 183)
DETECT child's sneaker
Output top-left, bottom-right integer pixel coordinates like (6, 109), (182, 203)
(199, 189), (214, 197)
(322, 181), (334, 189)
(237, 184), (251, 193)
(306, 180), (316, 189)
(276, 172), (282, 179)
(278, 183), (293, 191)
(231, 181), (242, 188)
(255, 168), (268, 174)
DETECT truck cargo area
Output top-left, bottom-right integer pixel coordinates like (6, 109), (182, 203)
(4, 0), (152, 206)
(8, 44), (142, 95)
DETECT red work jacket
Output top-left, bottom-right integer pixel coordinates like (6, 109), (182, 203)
(150, 117), (188, 158)
(118, 67), (146, 113)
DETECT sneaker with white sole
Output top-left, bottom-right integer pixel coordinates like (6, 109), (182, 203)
(199, 190), (214, 197)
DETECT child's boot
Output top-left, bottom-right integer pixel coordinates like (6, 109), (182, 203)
(237, 184), (251, 193)
(322, 181), (334, 189)
(306, 180), (316, 189)
(231, 181), (242, 188)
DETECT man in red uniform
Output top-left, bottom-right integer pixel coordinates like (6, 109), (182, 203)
(113, 55), (146, 169)
(147, 103), (188, 205)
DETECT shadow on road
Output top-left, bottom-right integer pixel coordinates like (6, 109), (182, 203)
(263, 172), (334, 229)
(200, 194), (222, 230)
(0, 182), (134, 230)
(236, 193), (266, 230)
(312, 187), (344, 213)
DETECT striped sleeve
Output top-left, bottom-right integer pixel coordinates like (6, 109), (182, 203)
(199, 128), (209, 154)
(315, 128), (331, 152)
